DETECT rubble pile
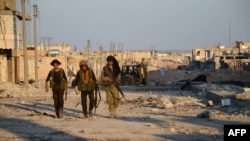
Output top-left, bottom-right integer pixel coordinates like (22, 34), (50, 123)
(125, 88), (250, 122)
(128, 94), (206, 110)
(148, 69), (250, 86)
(192, 83), (244, 93)
(0, 81), (45, 98)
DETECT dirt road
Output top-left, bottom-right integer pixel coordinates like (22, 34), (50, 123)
(1, 86), (250, 141)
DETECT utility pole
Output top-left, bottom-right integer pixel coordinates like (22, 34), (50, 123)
(229, 18), (231, 48)
(21, 0), (28, 88)
(110, 42), (112, 55)
(62, 42), (64, 56)
(33, 4), (38, 82)
(48, 37), (52, 57)
(118, 43), (124, 64)
(113, 42), (115, 56)
(87, 39), (91, 59)
(121, 43), (124, 64)
(236, 41), (242, 70)
(98, 44), (103, 73)
(42, 37), (46, 48)
(110, 41), (115, 56)
(235, 41), (239, 70)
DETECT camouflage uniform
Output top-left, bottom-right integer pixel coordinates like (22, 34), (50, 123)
(139, 58), (147, 85)
(101, 65), (121, 118)
(46, 68), (67, 118)
(75, 60), (96, 118)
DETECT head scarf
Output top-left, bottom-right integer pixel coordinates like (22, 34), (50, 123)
(106, 55), (120, 78)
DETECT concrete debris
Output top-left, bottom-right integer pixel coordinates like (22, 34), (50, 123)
(169, 97), (179, 104)
(157, 96), (174, 109)
(0, 89), (14, 98)
(207, 100), (213, 107)
(191, 101), (207, 107)
(0, 81), (45, 98)
(129, 95), (173, 109)
(236, 90), (250, 100)
(185, 129), (193, 135)
(150, 108), (159, 112)
(129, 95), (209, 110)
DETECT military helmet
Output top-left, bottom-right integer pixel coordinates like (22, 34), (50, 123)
(79, 60), (88, 67)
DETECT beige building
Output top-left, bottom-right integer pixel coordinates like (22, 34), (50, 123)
(192, 41), (250, 70)
(0, 0), (31, 49)
(47, 43), (71, 56)
(0, 0), (31, 83)
(0, 54), (8, 81)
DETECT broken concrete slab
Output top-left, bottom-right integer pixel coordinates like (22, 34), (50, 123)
(236, 91), (250, 100)
(206, 90), (237, 103)
(189, 82), (245, 101)
(207, 100), (213, 107)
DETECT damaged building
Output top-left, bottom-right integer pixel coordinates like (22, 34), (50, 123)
(0, 0), (69, 83)
(0, 0), (31, 83)
(191, 41), (250, 70)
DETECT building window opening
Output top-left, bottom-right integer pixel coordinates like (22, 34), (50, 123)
(197, 51), (200, 56)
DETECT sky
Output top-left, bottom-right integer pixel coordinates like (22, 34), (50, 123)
(20, 0), (250, 51)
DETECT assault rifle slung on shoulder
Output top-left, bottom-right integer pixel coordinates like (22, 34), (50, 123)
(105, 71), (126, 103)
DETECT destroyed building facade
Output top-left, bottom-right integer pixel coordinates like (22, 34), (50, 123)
(191, 41), (250, 70)
(2, 0), (249, 85)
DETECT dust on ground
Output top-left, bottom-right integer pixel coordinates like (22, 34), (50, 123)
(0, 70), (250, 141)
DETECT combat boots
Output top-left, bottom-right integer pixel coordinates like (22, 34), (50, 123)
(83, 114), (88, 118)
(55, 108), (63, 118)
(58, 108), (63, 118)
(89, 111), (93, 117)
(109, 111), (117, 118)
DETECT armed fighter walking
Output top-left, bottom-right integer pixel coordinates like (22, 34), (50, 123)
(101, 55), (124, 118)
(75, 60), (97, 118)
(45, 59), (68, 118)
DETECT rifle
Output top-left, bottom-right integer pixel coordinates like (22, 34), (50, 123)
(114, 84), (126, 103)
(94, 83), (101, 114)
(75, 100), (81, 107)
(75, 83), (101, 109)
(104, 69), (126, 103)
(64, 90), (68, 101)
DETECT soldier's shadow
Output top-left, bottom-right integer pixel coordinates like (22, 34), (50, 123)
(4, 102), (84, 119)
(0, 116), (87, 141)
(31, 102), (84, 118)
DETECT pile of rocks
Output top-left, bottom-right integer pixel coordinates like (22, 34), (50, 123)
(128, 94), (206, 110)
(0, 81), (45, 98)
